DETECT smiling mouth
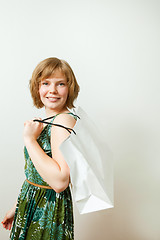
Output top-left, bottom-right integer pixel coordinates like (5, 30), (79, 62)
(47, 97), (60, 102)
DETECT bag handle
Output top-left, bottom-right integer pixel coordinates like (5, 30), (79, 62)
(33, 113), (80, 135)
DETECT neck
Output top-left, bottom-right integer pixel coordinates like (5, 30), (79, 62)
(44, 107), (69, 117)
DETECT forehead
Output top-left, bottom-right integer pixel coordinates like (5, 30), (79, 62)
(44, 69), (66, 81)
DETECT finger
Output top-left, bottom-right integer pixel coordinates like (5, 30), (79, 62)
(32, 117), (42, 122)
(5, 223), (9, 230)
(32, 117), (40, 120)
(10, 222), (13, 230)
(9, 222), (12, 230)
(24, 120), (30, 125)
(34, 117), (42, 119)
(4, 223), (8, 229)
(2, 216), (7, 223)
(1, 222), (5, 228)
(2, 223), (5, 229)
(7, 222), (10, 230)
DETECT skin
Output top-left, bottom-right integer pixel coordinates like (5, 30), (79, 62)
(39, 69), (69, 117)
(2, 69), (76, 230)
(1, 202), (17, 230)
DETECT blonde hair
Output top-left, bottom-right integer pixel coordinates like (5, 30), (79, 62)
(29, 57), (80, 109)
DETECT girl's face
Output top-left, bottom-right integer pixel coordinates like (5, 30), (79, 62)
(39, 70), (69, 113)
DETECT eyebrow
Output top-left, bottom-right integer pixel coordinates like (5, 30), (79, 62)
(41, 79), (66, 82)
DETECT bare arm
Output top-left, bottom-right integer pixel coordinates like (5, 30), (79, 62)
(24, 114), (76, 193)
(1, 200), (17, 230)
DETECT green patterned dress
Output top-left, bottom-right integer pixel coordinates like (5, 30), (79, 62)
(10, 113), (76, 240)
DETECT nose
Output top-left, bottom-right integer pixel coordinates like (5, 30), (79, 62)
(49, 83), (57, 93)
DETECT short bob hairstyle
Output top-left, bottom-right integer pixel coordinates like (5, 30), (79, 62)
(29, 57), (80, 109)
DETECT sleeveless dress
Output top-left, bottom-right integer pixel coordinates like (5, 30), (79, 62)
(10, 112), (77, 240)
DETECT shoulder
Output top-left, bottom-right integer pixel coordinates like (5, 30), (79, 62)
(53, 113), (76, 127)
(50, 113), (76, 145)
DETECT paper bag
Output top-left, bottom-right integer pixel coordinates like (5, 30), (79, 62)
(60, 106), (114, 214)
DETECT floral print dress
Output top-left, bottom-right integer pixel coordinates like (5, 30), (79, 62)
(10, 113), (76, 240)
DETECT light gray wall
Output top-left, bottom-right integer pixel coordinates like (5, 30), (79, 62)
(0, 0), (160, 239)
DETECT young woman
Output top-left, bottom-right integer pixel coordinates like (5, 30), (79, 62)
(2, 57), (80, 240)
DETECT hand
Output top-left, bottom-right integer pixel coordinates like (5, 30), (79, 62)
(1, 206), (16, 230)
(23, 118), (43, 143)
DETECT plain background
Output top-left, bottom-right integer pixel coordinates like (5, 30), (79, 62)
(0, 0), (160, 239)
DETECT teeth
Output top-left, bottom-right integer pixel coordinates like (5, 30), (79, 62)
(47, 97), (59, 101)
(48, 97), (58, 99)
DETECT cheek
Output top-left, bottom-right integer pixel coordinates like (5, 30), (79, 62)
(39, 86), (47, 97)
(60, 87), (68, 97)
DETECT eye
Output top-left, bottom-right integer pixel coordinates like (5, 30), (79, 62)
(59, 82), (65, 86)
(42, 82), (48, 85)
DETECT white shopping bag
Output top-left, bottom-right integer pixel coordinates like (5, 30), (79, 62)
(60, 106), (114, 214)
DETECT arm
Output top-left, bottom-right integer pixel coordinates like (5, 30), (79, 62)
(1, 200), (17, 230)
(24, 114), (76, 193)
